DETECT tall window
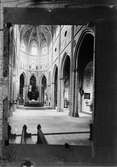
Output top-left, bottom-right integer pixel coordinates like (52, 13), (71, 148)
(30, 41), (38, 55)
(21, 42), (26, 51)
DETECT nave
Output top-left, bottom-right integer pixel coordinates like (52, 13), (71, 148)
(8, 106), (91, 145)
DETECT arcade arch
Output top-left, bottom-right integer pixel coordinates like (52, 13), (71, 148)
(28, 75), (39, 101)
(60, 54), (70, 111)
(52, 65), (58, 108)
(73, 31), (94, 116)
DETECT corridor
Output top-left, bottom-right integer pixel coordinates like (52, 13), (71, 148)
(8, 107), (91, 145)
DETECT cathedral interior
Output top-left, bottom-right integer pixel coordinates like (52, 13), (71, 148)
(8, 24), (94, 145)
(0, 0), (117, 166)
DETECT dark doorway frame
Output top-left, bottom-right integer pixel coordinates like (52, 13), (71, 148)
(3, 5), (115, 162)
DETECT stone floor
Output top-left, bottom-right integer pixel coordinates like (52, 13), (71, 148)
(8, 106), (92, 145)
(1, 107), (116, 166)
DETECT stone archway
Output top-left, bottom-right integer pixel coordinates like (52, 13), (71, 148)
(52, 65), (58, 108)
(73, 31), (94, 117)
(63, 55), (70, 108)
(59, 54), (70, 111)
(28, 75), (39, 101)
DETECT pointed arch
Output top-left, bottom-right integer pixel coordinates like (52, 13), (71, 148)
(52, 64), (58, 108)
(73, 29), (95, 116)
(59, 53), (71, 110)
(28, 74), (39, 101)
(30, 74), (36, 87)
(60, 52), (70, 79)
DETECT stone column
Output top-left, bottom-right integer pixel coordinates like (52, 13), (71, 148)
(70, 69), (76, 116)
(57, 26), (63, 112)
(93, 19), (117, 160)
(39, 83), (42, 103)
(61, 78), (64, 111)
(13, 76), (17, 103)
(74, 69), (79, 117)
(57, 77), (64, 112)
(37, 86), (40, 103)
(69, 26), (74, 116)
(41, 86), (44, 104)
(57, 69), (60, 111)
(51, 82), (55, 108)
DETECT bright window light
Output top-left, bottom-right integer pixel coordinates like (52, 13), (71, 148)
(21, 42), (26, 51)
(31, 42), (38, 55)
(42, 46), (47, 55)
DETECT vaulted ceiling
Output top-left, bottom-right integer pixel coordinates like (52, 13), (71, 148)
(19, 25), (57, 49)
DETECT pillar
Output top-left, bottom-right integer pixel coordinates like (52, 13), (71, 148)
(39, 83), (42, 103)
(51, 82), (55, 108)
(94, 19), (117, 160)
(57, 26), (63, 112)
(60, 78), (64, 111)
(37, 86), (40, 103)
(41, 86), (44, 104)
(74, 70), (80, 117)
(70, 69), (75, 116)
(69, 26), (75, 116)
(57, 76), (64, 112)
